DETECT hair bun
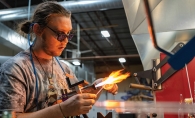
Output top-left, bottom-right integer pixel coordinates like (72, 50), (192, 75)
(21, 21), (32, 34)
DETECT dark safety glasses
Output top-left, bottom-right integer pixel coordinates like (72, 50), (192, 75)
(46, 26), (74, 41)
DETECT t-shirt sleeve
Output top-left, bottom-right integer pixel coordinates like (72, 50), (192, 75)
(0, 61), (26, 112)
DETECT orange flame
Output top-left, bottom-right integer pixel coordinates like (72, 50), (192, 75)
(95, 69), (130, 90)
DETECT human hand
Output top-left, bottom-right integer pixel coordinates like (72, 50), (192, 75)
(60, 93), (96, 116)
(94, 78), (118, 95)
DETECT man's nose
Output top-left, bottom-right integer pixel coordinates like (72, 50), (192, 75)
(62, 38), (68, 44)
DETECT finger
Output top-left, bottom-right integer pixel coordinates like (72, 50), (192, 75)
(108, 89), (117, 94)
(113, 91), (118, 95)
(81, 110), (90, 114)
(82, 93), (97, 99)
(82, 99), (95, 106)
(78, 109), (90, 115)
(108, 86), (116, 92)
(108, 84), (118, 94)
(81, 105), (92, 111)
(113, 87), (118, 93)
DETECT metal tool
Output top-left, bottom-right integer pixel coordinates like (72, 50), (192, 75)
(130, 43), (183, 91)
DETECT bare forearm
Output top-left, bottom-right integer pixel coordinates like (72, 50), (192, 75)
(16, 104), (64, 118)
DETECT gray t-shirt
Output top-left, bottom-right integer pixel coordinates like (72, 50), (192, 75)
(0, 49), (78, 112)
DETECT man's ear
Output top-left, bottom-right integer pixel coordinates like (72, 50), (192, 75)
(32, 23), (43, 36)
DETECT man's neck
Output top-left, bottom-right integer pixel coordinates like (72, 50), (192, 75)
(32, 47), (52, 60)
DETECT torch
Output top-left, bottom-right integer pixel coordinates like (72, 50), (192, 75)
(63, 69), (130, 98)
(95, 69), (130, 95)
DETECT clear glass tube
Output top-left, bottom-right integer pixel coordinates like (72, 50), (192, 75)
(178, 94), (184, 118)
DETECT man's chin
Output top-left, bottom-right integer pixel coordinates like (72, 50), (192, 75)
(54, 54), (61, 57)
(52, 52), (62, 57)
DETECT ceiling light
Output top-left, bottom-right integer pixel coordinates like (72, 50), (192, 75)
(72, 61), (81, 66)
(101, 30), (110, 37)
(119, 58), (126, 63)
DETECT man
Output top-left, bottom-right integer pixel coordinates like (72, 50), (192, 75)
(0, 1), (118, 118)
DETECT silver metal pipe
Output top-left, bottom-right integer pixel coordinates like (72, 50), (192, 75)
(0, 0), (123, 21)
(68, 41), (77, 46)
(77, 24), (80, 54)
(60, 54), (139, 60)
(27, 0), (31, 20)
(80, 50), (92, 54)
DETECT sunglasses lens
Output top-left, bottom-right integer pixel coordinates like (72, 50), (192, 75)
(57, 32), (74, 41)
(68, 34), (74, 40)
(57, 34), (66, 42)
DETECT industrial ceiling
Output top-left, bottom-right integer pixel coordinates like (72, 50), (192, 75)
(0, 0), (142, 75)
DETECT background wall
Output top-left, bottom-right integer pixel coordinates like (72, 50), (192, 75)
(0, 43), (18, 56)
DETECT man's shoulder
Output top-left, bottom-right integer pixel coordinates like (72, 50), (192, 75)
(57, 60), (71, 73)
(1, 50), (31, 68)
